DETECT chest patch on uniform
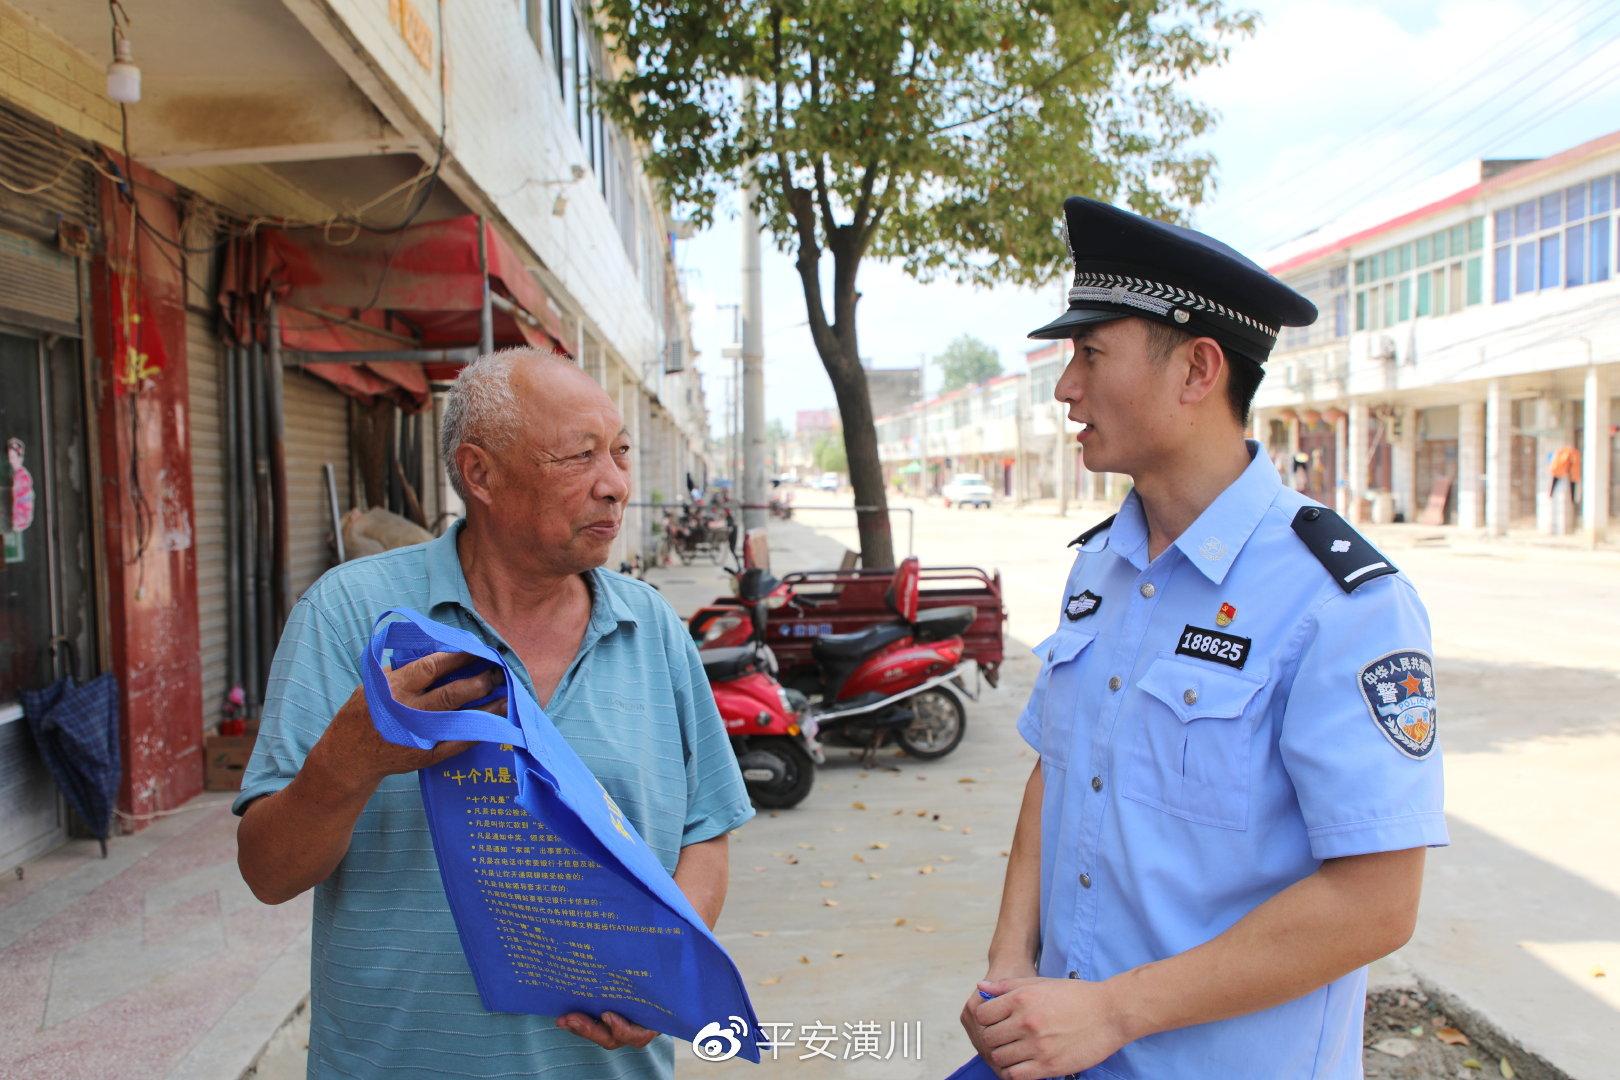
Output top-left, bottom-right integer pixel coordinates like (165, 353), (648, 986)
(1175, 624), (1251, 670)
(1358, 649), (1438, 759)
(1065, 590), (1102, 621)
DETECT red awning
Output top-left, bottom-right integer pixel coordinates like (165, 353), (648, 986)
(225, 215), (569, 409)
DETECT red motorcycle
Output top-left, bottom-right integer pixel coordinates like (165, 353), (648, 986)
(716, 559), (975, 762)
(703, 603), (823, 809)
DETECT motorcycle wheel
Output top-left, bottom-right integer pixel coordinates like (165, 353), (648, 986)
(741, 738), (815, 809)
(896, 688), (966, 760)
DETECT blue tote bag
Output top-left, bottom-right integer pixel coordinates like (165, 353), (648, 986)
(362, 608), (762, 1062)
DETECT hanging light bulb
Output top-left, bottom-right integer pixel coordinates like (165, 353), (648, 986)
(106, 29), (140, 104)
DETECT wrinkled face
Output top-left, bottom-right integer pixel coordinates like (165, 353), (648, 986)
(471, 364), (631, 574)
(1052, 317), (1188, 478)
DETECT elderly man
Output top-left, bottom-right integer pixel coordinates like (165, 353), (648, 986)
(235, 349), (753, 1079)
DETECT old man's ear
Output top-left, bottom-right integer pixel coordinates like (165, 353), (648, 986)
(455, 442), (498, 507)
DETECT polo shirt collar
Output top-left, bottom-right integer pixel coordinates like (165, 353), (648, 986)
(425, 517), (639, 634)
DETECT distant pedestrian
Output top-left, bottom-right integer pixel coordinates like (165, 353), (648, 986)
(962, 198), (1445, 1079)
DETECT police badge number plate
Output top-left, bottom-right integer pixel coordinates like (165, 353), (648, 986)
(1357, 649), (1438, 759)
(1065, 590), (1102, 621)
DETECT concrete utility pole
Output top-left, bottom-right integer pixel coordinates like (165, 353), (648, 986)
(740, 161), (767, 531)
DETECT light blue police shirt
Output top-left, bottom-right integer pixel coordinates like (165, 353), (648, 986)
(233, 520), (754, 1079)
(1017, 442), (1447, 1079)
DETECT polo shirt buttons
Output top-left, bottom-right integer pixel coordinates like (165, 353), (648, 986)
(1139, 583), (1156, 598)
(1079, 872), (1092, 889)
(1183, 688), (1199, 706)
(1108, 676), (1122, 692)
(1067, 971), (1079, 979)
(1091, 775), (1103, 792)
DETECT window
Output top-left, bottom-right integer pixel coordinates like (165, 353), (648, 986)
(1352, 217), (1484, 329)
(1493, 178), (1615, 300)
(1277, 265), (1349, 350)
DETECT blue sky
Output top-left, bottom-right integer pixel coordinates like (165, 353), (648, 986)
(673, 0), (1620, 433)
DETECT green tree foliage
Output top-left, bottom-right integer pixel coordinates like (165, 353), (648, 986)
(936, 335), (1003, 392)
(597, 0), (1254, 565)
(812, 432), (848, 474)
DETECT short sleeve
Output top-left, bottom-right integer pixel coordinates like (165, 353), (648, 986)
(1279, 577), (1449, 860)
(665, 612), (754, 845)
(232, 596), (360, 816)
(1016, 632), (1062, 754)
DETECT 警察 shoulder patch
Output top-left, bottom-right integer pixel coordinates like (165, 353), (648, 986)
(1291, 506), (1398, 593)
(1357, 650), (1437, 759)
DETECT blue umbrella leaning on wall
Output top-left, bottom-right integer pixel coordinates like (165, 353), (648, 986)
(20, 638), (119, 857)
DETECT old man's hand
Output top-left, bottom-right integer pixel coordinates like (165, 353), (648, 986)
(971, 975), (1136, 1080)
(556, 1010), (659, 1051)
(314, 651), (504, 796)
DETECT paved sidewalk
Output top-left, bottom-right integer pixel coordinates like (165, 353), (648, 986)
(0, 793), (311, 1080)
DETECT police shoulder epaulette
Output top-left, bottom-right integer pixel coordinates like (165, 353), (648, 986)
(1290, 506), (1397, 593)
(1067, 514), (1116, 550)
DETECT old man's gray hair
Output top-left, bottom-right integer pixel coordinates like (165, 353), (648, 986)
(440, 347), (569, 501)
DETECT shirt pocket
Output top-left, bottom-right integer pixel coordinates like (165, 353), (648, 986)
(1122, 653), (1267, 830)
(1029, 628), (1097, 771)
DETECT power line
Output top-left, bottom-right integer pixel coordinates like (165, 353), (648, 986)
(1224, 0), (1604, 216)
(1257, 12), (1620, 250)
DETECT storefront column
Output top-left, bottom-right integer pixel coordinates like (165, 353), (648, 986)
(1584, 366), (1611, 544)
(1484, 380), (1512, 536)
(1391, 406), (1417, 523)
(1457, 400), (1485, 529)
(1332, 409), (1349, 515)
(1346, 402), (1368, 521)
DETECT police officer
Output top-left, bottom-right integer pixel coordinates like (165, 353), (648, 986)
(961, 198), (1446, 1079)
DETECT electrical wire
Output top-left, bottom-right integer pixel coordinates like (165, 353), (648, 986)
(1223, 0), (1606, 217)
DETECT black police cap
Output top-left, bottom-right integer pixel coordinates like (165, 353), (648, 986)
(1028, 197), (1318, 366)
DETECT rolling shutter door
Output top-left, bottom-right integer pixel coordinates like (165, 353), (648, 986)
(185, 310), (229, 727)
(281, 370), (351, 599)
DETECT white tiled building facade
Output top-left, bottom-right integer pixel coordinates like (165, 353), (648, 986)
(877, 132), (1620, 542)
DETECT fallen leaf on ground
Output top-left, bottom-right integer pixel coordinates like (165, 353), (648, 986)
(915, 810), (928, 818)
(939, 855), (957, 863)
(832, 950), (845, 958)
(917, 775), (928, 781)
(958, 777), (976, 784)
(892, 809), (903, 815)
(894, 917), (908, 926)
(938, 824), (952, 832)
(852, 801), (867, 810)
(819, 880), (836, 888)
(999, 850), (1010, 857)
(769, 811), (779, 818)
(870, 841), (889, 850)
(1436, 1027), (1469, 1046)
(1407, 1026), (1423, 1037)
(961, 826), (973, 834)
(761, 976), (781, 986)
(797, 842), (815, 850)
(1370, 1037), (1416, 1059)
(798, 955), (811, 965)
(868, 872), (881, 879)
(918, 865), (936, 875)
(1461, 1059), (1481, 1070)
(915, 925), (936, 934)
(852, 853), (866, 863)
(932, 813), (941, 821)
(823, 898), (839, 907)
(1594, 965), (1607, 978)
(751, 930), (772, 937)
(784, 855), (799, 865)
(1500, 1058), (1515, 1079)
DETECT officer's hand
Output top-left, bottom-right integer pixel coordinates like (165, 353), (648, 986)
(972, 976), (1133, 1080)
(556, 1010), (658, 1051)
(313, 651), (504, 795)
(961, 964), (1036, 1068)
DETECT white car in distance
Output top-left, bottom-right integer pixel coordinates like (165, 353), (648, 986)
(941, 472), (994, 509)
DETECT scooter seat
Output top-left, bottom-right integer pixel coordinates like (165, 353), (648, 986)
(700, 646), (758, 682)
(911, 605), (976, 643)
(811, 621), (910, 662)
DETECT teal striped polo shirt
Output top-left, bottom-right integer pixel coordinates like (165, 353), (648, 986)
(233, 520), (754, 1078)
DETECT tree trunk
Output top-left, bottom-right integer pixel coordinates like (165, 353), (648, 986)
(823, 345), (896, 568)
